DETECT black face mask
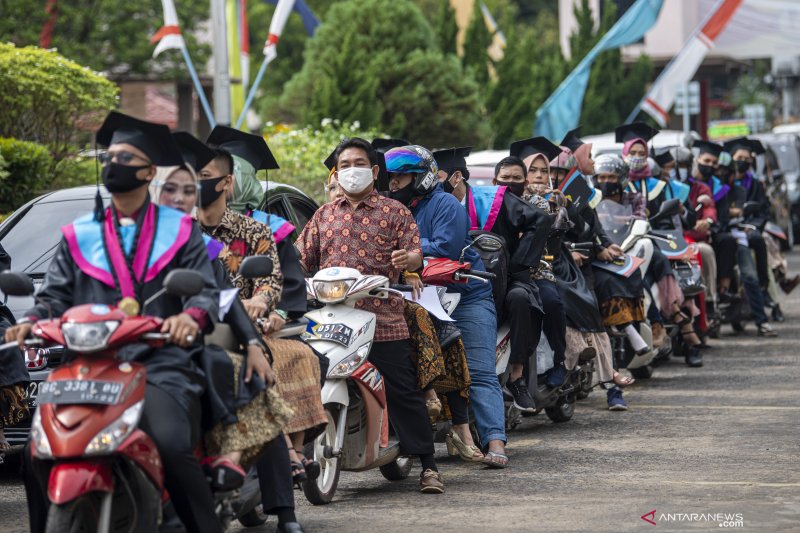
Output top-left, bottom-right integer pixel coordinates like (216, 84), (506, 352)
(442, 175), (456, 194)
(697, 163), (715, 180)
(735, 160), (751, 174)
(388, 182), (416, 206)
(101, 162), (150, 193)
(198, 176), (227, 207)
(503, 182), (525, 197)
(598, 181), (623, 198)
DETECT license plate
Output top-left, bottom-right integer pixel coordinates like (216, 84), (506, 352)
(37, 380), (123, 406)
(305, 322), (353, 346)
(24, 381), (40, 408)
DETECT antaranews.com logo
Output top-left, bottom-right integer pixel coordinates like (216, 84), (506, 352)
(641, 509), (745, 528)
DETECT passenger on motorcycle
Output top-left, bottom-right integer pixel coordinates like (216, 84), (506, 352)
(385, 144), (509, 468)
(5, 112), (223, 533)
(296, 138), (444, 493)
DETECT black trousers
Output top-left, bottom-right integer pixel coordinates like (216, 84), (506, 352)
(257, 435), (295, 513)
(23, 384), (220, 533)
(505, 286), (543, 371)
(369, 339), (434, 456)
(535, 279), (567, 368)
(747, 231), (770, 289)
(713, 232), (739, 281)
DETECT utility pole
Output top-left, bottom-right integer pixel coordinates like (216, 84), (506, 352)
(211, 0), (230, 125)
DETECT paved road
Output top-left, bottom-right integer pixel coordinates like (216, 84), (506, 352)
(3, 258), (800, 533)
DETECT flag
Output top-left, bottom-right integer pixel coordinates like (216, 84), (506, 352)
(240, 0), (250, 92)
(262, 0), (296, 66)
(151, 0), (185, 57)
(534, 0), (663, 140)
(228, 0), (245, 125)
(264, 0), (319, 36)
(641, 0), (742, 127)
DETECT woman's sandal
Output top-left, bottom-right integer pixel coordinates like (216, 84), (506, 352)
(612, 372), (635, 387)
(680, 324), (702, 347)
(671, 309), (692, 326)
(445, 431), (485, 462)
(202, 457), (246, 492)
(483, 451), (509, 469)
(296, 450), (320, 481)
(291, 461), (307, 487)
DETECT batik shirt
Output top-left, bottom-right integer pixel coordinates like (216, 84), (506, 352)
(295, 191), (422, 342)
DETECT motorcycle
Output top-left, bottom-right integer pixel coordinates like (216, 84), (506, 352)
(0, 265), (246, 532)
(299, 266), (411, 505)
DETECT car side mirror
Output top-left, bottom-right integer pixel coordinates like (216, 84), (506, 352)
(238, 256), (274, 279)
(0, 271), (35, 297)
(163, 269), (206, 298)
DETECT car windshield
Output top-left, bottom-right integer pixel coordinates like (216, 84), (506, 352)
(1, 198), (95, 274)
(772, 142), (800, 173)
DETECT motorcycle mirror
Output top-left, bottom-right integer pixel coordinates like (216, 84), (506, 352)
(650, 198), (681, 224)
(238, 256), (274, 279)
(460, 233), (492, 262)
(742, 201), (760, 217)
(0, 271), (35, 297)
(163, 269), (206, 298)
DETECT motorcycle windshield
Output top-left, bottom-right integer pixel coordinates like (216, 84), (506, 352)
(596, 200), (634, 247)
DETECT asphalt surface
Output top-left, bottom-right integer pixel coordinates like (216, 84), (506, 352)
(2, 257), (800, 533)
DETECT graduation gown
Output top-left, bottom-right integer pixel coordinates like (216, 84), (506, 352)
(647, 178), (698, 231)
(27, 202), (219, 414)
(735, 173), (771, 231)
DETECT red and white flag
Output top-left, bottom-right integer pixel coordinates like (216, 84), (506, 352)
(641, 0), (742, 127)
(262, 0), (296, 66)
(150, 0), (185, 58)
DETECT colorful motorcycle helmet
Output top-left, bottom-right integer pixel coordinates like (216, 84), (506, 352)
(384, 145), (439, 195)
(550, 147), (574, 172)
(592, 153), (630, 188)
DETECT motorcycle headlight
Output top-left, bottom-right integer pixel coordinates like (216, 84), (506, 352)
(84, 400), (143, 456)
(313, 280), (354, 304)
(61, 321), (119, 352)
(30, 409), (53, 459)
(328, 342), (371, 378)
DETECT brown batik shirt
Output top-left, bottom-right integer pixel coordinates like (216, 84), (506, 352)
(295, 191), (422, 342)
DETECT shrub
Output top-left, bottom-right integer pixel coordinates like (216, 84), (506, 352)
(0, 138), (53, 212)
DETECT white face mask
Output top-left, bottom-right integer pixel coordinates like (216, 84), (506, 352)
(337, 166), (374, 194)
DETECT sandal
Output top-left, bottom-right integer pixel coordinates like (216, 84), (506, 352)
(680, 324), (701, 347)
(426, 398), (442, 418)
(483, 451), (509, 469)
(671, 309), (691, 326)
(612, 372), (635, 388)
(290, 461), (307, 487)
(201, 457), (246, 492)
(296, 450), (320, 481)
(445, 431), (484, 462)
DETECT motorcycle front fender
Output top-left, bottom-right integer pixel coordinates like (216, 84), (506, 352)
(321, 379), (349, 406)
(48, 460), (114, 505)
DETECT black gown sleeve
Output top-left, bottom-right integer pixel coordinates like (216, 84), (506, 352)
(745, 180), (771, 231)
(26, 238), (76, 320)
(502, 193), (554, 268)
(179, 226), (220, 329)
(276, 240), (308, 319)
(682, 199), (698, 229)
(213, 259), (262, 347)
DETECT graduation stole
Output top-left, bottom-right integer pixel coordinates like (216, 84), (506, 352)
(665, 179), (691, 203)
(709, 176), (730, 203)
(203, 234), (225, 261)
(247, 209), (295, 244)
(63, 203), (194, 299)
(466, 185), (506, 232)
(627, 176), (662, 201)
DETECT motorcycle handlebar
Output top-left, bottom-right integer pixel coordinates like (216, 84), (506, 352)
(468, 270), (496, 280)
(0, 338), (42, 352)
(141, 332), (171, 341)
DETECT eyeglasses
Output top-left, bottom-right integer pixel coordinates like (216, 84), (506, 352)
(161, 183), (197, 196)
(99, 150), (151, 166)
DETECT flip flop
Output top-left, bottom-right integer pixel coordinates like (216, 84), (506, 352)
(612, 372), (635, 388)
(483, 451), (509, 469)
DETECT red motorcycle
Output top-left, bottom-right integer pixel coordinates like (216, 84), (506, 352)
(0, 268), (235, 532)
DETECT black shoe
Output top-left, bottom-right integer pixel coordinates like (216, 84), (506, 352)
(277, 522), (305, 533)
(506, 377), (536, 413)
(685, 347), (703, 367)
(772, 304), (785, 323)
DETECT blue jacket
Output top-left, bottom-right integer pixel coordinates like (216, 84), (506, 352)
(411, 184), (492, 305)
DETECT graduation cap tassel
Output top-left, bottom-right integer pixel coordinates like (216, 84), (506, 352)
(93, 141), (105, 222)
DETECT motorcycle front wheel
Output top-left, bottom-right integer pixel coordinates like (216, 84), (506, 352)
(303, 407), (341, 505)
(45, 494), (102, 533)
(545, 397), (575, 423)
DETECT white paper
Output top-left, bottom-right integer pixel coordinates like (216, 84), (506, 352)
(402, 286), (455, 322)
(218, 288), (240, 321)
(730, 229), (749, 247)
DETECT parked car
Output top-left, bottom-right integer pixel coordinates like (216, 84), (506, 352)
(752, 133), (800, 249)
(0, 182), (319, 447)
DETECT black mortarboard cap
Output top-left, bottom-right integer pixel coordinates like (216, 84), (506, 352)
(653, 146), (675, 167)
(206, 126), (279, 170)
(614, 121), (660, 144)
(96, 111), (183, 166)
(560, 127), (584, 153)
(323, 147), (337, 171)
(172, 132), (216, 171)
(432, 147), (472, 171)
(723, 137), (765, 156)
(372, 138), (410, 154)
(509, 136), (561, 161)
(692, 140), (723, 158)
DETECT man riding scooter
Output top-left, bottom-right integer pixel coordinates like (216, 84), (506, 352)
(5, 112), (222, 533)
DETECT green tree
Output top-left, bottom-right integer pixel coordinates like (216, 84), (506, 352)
(462, 0), (493, 87)
(280, 0), (488, 147)
(0, 0), (210, 77)
(0, 44), (119, 161)
(435, 0), (459, 55)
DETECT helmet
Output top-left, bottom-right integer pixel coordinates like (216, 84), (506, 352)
(592, 154), (630, 187)
(647, 156), (661, 178)
(385, 145), (439, 195)
(550, 148), (574, 172)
